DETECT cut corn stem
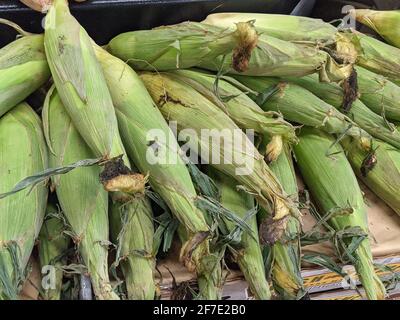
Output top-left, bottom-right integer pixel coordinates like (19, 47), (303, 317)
(294, 127), (386, 300)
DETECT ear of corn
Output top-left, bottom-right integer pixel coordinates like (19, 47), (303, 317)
(38, 204), (70, 300)
(356, 66), (400, 122)
(110, 196), (156, 300)
(285, 72), (400, 148)
(337, 31), (400, 83)
(94, 46), (221, 298)
(350, 9), (400, 48)
(234, 75), (372, 150)
(0, 34), (50, 117)
(167, 69), (297, 161)
(293, 127), (386, 300)
(0, 102), (48, 300)
(44, 0), (144, 198)
(342, 138), (400, 216)
(266, 144), (305, 300)
(203, 12), (338, 43)
(107, 21), (258, 74)
(199, 33), (352, 83)
(140, 72), (300, 243)
(42, 88), (119, 300)
(207, 168), (271, 300)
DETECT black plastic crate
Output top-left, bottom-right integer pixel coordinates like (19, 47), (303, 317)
(0, 0), (311, 46)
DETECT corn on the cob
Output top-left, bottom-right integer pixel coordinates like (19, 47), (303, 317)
(199, 33), (352, 83)
(350, 9), (400, 48)
(208, 169), (271, 300)
(110, 196), (156, 300)
(107, 21), (258, 74)
(203, 12), (338, 43)
(0, 32), (50, 117)
(42, 88), (119, 300)
(294, 127), (386, 300)
(336, 31), (400, 83)
(234, 75), (372, 150)
(38, 204), (70, 300)
(356, 66), (400, 122)
(44, 0), (143, 196)
(285, 72), (400, 148)
(140, 72), (300, 243)
(94, 46), (219, 299)
(266, 144), (305, 300)
(0, 103), (48, 300)
(342, 138), (400, 216)
(167, 69), (297, 161)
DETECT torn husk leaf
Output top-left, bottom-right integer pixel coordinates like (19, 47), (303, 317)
(0, 32), (50, 118)
(107, 21), (258, 73)
(350, 9), (400, 48)
(208, 168), (271, 300)
(93, 45), (212, 271)
(285, 71), (400, 149)
(42, 88), (119, 300)
(38, 204), (70, 300)
(110, 195), (156, 300)
(140, 72), (300, 240)
(293, 127), (386, 300)
(44, 0), (142, 196)
(0, 103), (48, 300)
(342, 137), (400, 216)
(234, 75), (372, 151)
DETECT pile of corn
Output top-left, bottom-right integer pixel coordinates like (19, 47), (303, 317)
(1, 1), (400, 300)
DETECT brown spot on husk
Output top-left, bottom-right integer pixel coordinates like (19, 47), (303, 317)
(361, 148), (378, 178)
(179, 231), (210, 272)
(259, 216), (289, 246)
(100, 158), (147, 195)
(342, 68), (358, 113)
(232, 22), (258, 73)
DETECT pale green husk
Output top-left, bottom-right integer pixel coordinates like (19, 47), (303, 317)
(285, 71), (400, 148)
(38, 204), (70, 300)
(294, 127), (386, 300)
(42, 89), (119, 300)
(0, 34), (50, 117)
(0, 103), (48, 300)
(208, 169), (271, 300)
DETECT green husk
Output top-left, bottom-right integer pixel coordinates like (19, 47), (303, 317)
(94, 47), (217, 291)
(356, 66), (400, 122)
(44, 0), (143, 197)
(266, 145), (305, 300)
(293, 127), (386, 300)
(342, 138), (400, 216)
(285, 71), (400, 148)
(42, 88), (119, 300)
(203, 12), (338, 43)
(208, 169), (271, 300)
(0, 103), (48, 300)
(234, 75), (372, 150)
(110, 196), (156, 300)
(350, 9), (400, 48)
(107, 20), (258, 74)
(0, 27), (50, 117)
(38, 204), (70, 300)
(199, 32), (352, 82)
(336, 31), (400, 83)
(140, 72), (300, 243)
(167, 69), (297, 161)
